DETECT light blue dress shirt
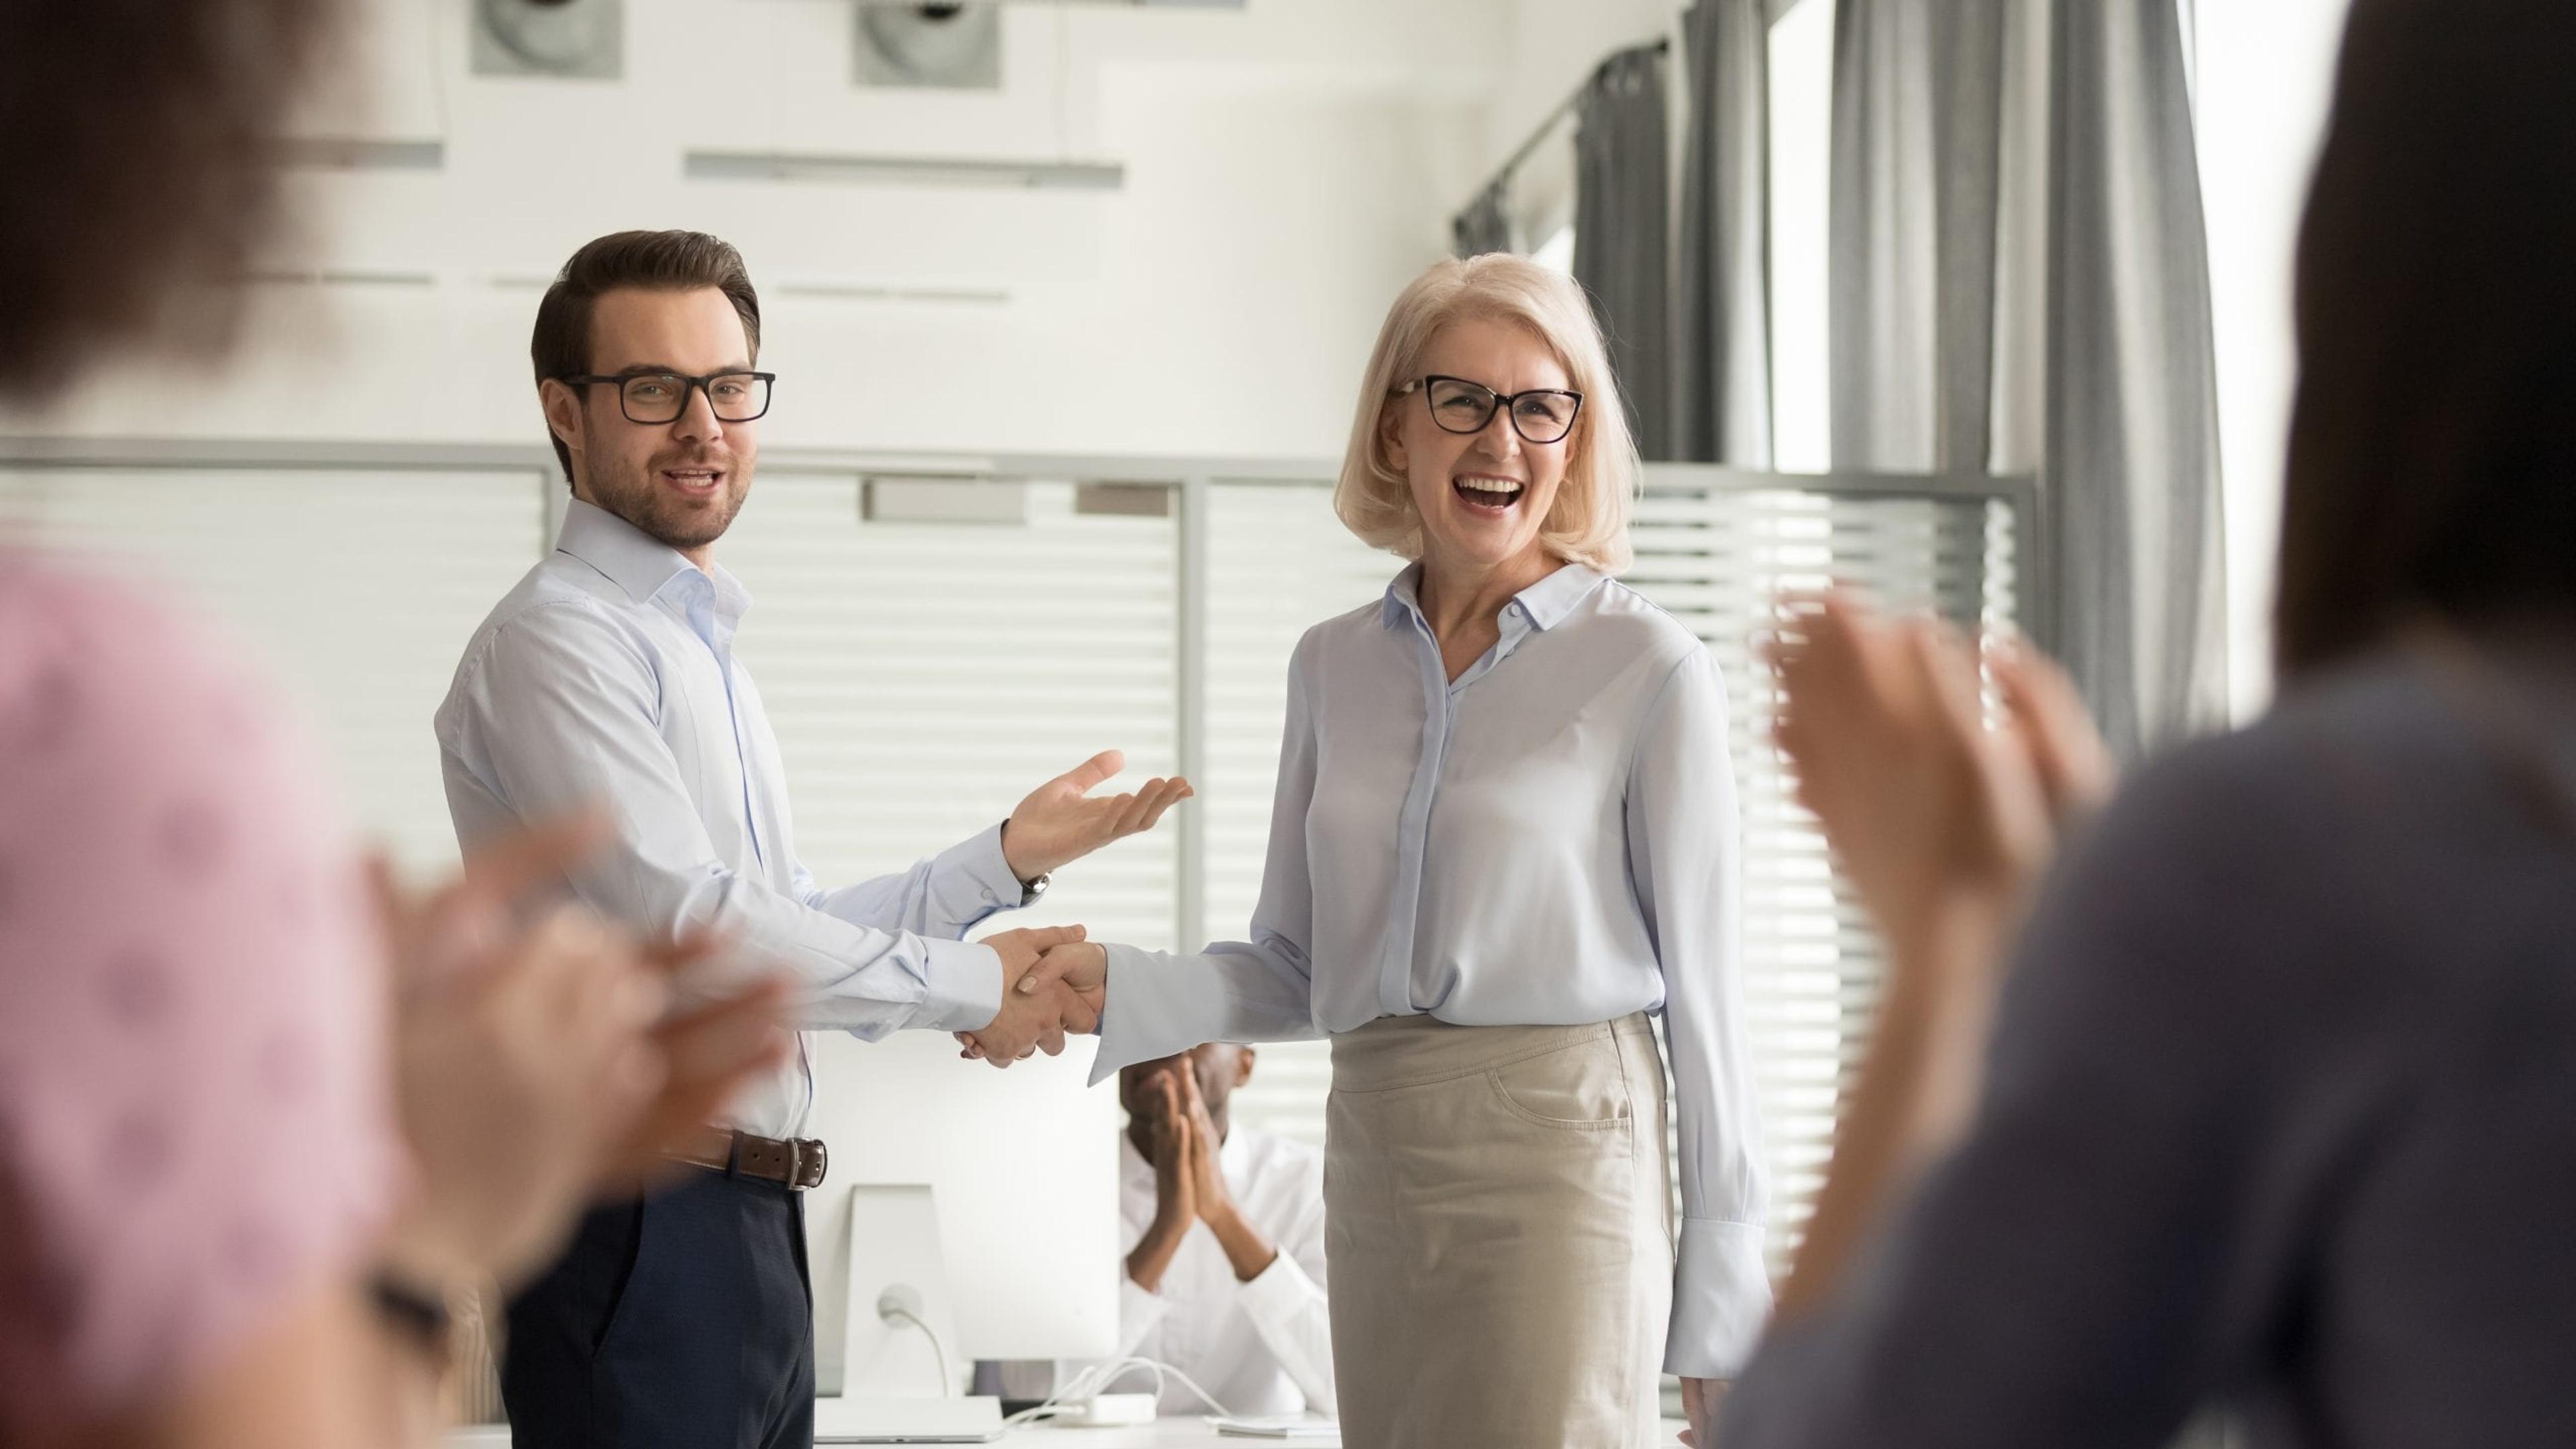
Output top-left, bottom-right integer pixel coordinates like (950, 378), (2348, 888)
(435, 498), (1027, 1138)
(1092, 561), (1773, 1378)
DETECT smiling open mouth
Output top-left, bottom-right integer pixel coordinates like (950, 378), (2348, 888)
(1452, 476), (1524, 511)
(662, 468), (724, 493)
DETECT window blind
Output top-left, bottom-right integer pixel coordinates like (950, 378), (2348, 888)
(1200, 479), (1404, 1144)
(1189, 475), (2019, 1265)
(0, 451), (2021, 1271)
(0, 466), (548, 872)
(1625, 483), (2017, 1264)
(720, 473), (1183, 957)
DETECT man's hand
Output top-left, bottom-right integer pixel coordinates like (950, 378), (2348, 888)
(1000, 750), (1193, 880)
(957, 926), (1092, 1066)
(1011, 939), (1106, 1014)
(1178, 1067), (1233, 1224)
(966, 977), (1092, 1066)
(1127, 1073), (1197, 1293)
(961, 938), (1107, 1063)
(1179, 1067), (1277, 1281)
(983, 924), (1092, 1002)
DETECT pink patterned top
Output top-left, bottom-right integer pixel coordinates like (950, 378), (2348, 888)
(0, 557), (398, 1435)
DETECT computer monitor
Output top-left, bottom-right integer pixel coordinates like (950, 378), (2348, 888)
(801, 1026), (1120, 1390)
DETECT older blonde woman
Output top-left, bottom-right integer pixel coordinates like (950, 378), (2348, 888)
(1008, 254), (1770, 1446)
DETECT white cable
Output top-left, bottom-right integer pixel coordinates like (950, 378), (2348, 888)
(882, 1307), (952, 1399)
(1001, 1355), (1240, 1427)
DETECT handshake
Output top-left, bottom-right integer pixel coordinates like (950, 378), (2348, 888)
(954, 926), (1110, 1067)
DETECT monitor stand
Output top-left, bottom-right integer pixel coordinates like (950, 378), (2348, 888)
(812, 1394), (1006, 1444)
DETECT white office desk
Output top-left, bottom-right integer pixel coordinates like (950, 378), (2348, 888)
(445, 1417), (1695, 1446)
(443, 1424), (1297, 1447)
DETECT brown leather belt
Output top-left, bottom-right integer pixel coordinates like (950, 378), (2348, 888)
(663, 1126), (828, 1191)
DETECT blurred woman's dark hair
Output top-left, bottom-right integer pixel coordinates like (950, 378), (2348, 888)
(2277, 0), (2576, 678)
(0, 0), (332, 402)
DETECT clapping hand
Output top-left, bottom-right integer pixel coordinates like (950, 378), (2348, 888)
(374, 812), (792, 1291)
(1000, 750), (1193, 881)
(1174, 1066), (1232, 1223)
(1767, 592), (2110, 971)
(1761, 594), (2116, 1324)
(1127, 1068), (1201, 1293)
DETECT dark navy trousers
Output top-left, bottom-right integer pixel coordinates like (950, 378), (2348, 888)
(502, 1167), (814, 1449)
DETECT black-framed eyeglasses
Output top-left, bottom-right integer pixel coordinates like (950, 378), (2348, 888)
(1395, 374), (1583, 445)
(560, 370), (776, 425)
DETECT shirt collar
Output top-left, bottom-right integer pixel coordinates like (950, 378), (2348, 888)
(555, 497), (753, 623)
(1380, 558), (1604, 632)
(1515, 561), (1606, 629)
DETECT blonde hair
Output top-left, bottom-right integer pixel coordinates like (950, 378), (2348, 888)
(1332, 254), (1638, 574)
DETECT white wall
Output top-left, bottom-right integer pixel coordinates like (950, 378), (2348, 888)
(6, 0), (1507, 463)
(2196, 0), (2354, 715)
(1477, 0), (1684, 244)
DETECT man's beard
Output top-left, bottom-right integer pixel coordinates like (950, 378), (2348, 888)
(596, 458), (749, 553)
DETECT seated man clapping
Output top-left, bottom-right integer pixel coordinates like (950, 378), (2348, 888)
(998, 1046), (1334, 1418)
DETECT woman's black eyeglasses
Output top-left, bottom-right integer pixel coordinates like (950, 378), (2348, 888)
(1394, 374), (1583, 445)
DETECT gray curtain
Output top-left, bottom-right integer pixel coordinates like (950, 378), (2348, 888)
(1829, 0), (2225, 757)
(1672, 0), (1774, 466)
(1828, 0), (2006, 474)
(2047, 0), (2226, 757)
(1453, 180), (1513, 259)
(1574, 46), (1673, 461)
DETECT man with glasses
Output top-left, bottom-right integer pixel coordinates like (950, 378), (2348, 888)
(435, 229), (1189, 1449)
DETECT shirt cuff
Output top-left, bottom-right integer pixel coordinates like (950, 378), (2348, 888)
(910, 938), (1006, 1033)
(1234, 1245), (1318, 1329)
(1120, 1271), (1173, 1340)
(926, 823), (1028, 930)
(1664, 1216), (1775, 1378)
(1088, 943), (1235, 1085)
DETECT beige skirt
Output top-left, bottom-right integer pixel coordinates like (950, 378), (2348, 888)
(1324, 1013), (1674, 1449)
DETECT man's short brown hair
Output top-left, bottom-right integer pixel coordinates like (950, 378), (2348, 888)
(531, 230), (763, 486)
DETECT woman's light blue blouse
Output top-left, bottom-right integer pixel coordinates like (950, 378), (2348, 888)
(1094, 561), (1773, 1377)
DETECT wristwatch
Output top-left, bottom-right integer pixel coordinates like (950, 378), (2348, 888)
(1000, 819), (1049, 906)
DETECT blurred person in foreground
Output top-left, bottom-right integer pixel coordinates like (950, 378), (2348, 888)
(0, 3), (788, 1446)
(1719, 1), (2576, 1445)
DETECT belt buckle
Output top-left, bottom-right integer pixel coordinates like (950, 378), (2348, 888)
(795, 1138), (826, 1190)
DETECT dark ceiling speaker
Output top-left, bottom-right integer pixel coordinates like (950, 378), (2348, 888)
(855, 3), (1002, 90)
(472, 0), (625, 80)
